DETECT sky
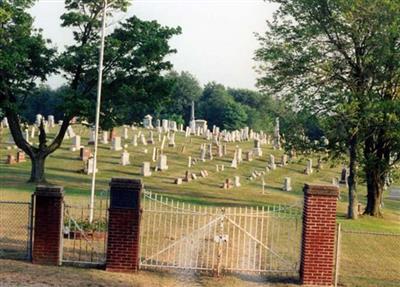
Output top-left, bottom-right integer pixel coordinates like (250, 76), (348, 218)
(30, 0), (278, 90)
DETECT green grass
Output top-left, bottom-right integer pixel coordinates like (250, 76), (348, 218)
(1, 125), (399, 286)
(0, 125), (399, 231)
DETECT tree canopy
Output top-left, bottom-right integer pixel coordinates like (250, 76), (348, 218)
(255, 0), (400, 217)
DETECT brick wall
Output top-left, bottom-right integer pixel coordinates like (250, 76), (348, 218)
(106, 178), (142, 272)
(32, 185), (64, 266)
(300, 184), (339, 286)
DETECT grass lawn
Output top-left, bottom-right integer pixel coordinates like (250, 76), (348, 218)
(0, 125), (399, 286)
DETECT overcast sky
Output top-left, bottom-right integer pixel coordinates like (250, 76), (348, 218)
(30, 0), (278, 90)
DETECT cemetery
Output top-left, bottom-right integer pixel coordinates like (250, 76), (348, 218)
(1, 115), (399, 286)
(0, 0), (399, 287)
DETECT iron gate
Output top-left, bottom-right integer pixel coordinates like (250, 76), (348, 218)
(0, 199), (33, 260)
(62, 192), (109, 267)
(139, 191), (302, 276)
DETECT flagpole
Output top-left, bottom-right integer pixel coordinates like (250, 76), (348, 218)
(89, 0), (107, 223)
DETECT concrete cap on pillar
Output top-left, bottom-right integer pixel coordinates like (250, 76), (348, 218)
(35, 185), (64, 198)
(303, 183), (339, 197)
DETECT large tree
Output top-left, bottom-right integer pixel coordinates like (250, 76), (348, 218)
(255, 0), (400, 217)
(1, 0), (181, 183)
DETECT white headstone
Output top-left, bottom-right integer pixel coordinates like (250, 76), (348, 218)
(157, 154), (168, 171)
(143, 115), (153, 129)
(48, 115), (55, 128)
(70, 135), (81, 151)
(86, 157), (98, 174)
(101, 131), (109, 144)
(283, 177), (292, 191)
(120, 150), (130, 166)
(269, 154), (276, 170)
(111, 137), (122, 151)
(306, 159), (313, 175)
(141, 162), (152, 177)
(132, 134), (138, 146)
(234, 176), (241, 187)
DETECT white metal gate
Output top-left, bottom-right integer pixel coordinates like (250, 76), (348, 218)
(139, 191), (302, 276)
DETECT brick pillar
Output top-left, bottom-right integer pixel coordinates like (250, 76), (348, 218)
(300, 184), (339, 286)
(32, 185), (64, 265)
(106, 178), (142, 272)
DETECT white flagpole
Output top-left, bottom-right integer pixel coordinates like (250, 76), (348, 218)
(89, 0), (107, 223)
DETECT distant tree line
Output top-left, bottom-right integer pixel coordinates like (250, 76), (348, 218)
(25, 71), (290, 134)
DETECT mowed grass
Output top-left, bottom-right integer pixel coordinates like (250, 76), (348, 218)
(0, 125), (398, 231)
(0, 125), (399, 286)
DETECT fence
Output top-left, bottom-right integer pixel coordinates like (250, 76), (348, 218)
(0, 200), (33, 260)
(62, 192), (109, 266)
(139, 190), (302, 277)
(337, 228), (400, 287)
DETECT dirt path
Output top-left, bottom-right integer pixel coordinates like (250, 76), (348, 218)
(0, 259), (297, 287)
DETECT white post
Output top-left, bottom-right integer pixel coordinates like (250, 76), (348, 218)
(89, 0), (107, 223)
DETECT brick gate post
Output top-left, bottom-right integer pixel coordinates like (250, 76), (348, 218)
(106, 178), (142, 272)
(300, 184), (339, 286)
(32, 185), (64, 265)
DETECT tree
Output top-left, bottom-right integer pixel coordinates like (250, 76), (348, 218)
(0, 0), (57, 183)
(255, 0), (400, 217)
(161, 71), (202, 124)
(1, 0), (181, 183)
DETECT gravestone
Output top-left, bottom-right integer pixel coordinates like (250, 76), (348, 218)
(132, 134), (138, 146)
(245, 151), (253, 162)
(281, 154), (288, 166)
(120, 150), (130, 166)
(147, 131), (155, 144)
(236, 147), (242, 163)
(234, 176), (241, 187)
(184, 170), (192, 182)
(6, 154), (16, 164)
(88, 128), (95, 145)
(162, 119), (169, 132)
(317, 157), (323, 170)
(269, 154), (276, 170)
(188, 156), (192, 168)
(222, 178), (232, 189)
(70, 135), (82, 152)
(141, 162), (152, 177)
(111, 137), (122, 151)
(230, 153), (238, 169)
(35, 114), (43, 126)
(339, 167), (348, 184)
(143, 115), (153, 129)
(168, 133), (176, 147)
(48, 115), (55, 128)
(80, 147), (91, 161)
(141, 134), (147, 146)
(157, 155), (168, 171)
(175, 178), (183, 185)
(208, 143), (213, 160)
(253, 139), (263, 157)
(123, 127), (129, 140)
(85, 157), (98, 174)
(101, 131), (109, 144)
(283, 177), (292, 191)
(200, 145), (206, 162)
(151, 147), (157, 162)
(160, 135), (166, 151)
(16, 151), (26, 163)
(217, 144), (223, 157)
(305, 159), (313, 175)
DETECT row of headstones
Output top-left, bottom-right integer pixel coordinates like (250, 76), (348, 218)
(1, 115), (56, 130)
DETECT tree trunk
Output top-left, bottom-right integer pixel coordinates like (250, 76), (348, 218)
(347, 135), (358, 219)
(5, 108), (72, 184)
(364, 168), (384, 216)
(29, 152), (48, 183)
